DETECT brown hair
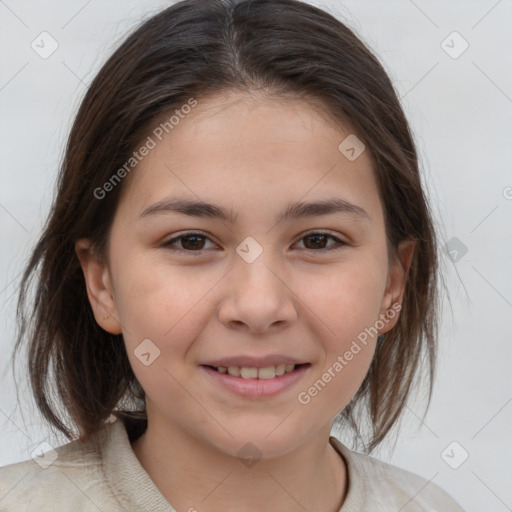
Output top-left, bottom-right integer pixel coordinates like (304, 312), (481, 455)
(10, 0), (442, 453)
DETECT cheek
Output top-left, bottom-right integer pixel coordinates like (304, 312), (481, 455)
(295, 277), (382, 419)
(113, 257), (214, 416)
(112, 252), (219, 342)
(296, 254), (388, 341)
(293, 256), (386, 409)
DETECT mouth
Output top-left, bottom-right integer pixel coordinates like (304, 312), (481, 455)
(202, 363), (309, 380)
(200, 363), (311, 398)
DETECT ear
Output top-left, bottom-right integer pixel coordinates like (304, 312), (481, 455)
(75, 238), (122, 335)
(377, 239), (416, 335)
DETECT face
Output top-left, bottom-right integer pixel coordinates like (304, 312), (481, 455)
(76, 90), (414, 459)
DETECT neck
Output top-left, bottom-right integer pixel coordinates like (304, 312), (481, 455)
(131, 418), (347, 512)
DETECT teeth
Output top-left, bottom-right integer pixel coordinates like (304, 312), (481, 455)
(218, 364), (298, 379)
(275, 364), (286, 376)
(257, 366), (276, 380)
(240, 367), (258, 379)
(227, 366), (240, 377)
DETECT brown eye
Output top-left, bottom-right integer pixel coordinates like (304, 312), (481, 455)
(295, 232), (346, 251)
(164, 232), (215, 253)
(179, 235), (206, 250)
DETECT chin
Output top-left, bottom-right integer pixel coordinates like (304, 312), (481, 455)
(204, 422), (312, 462)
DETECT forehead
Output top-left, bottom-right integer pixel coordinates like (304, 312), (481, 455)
(116, 90), (382, 224)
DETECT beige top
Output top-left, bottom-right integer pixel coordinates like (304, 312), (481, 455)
(0, 417), (465, 511)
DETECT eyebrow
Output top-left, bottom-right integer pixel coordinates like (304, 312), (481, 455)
(138, 197), (370, 224)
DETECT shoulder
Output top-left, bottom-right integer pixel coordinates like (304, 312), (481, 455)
(329, 436), (465, 511)
(0, 423), (123, 512)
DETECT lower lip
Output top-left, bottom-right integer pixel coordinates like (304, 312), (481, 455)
(200, 364), (311, 398)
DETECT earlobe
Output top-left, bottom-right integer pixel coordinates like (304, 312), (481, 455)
(378, 239), (416, 334)
(75, 238), (122, 335)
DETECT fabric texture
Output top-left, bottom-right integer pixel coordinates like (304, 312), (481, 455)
(0, 417), (465, 511)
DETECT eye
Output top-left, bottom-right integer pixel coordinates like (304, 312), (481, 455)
(163, 231), (217, 254)
(163, 230), (346, 254)
(293, 231), (347, 252)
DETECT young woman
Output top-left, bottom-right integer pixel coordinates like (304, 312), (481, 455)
(1, 0), (464, 510)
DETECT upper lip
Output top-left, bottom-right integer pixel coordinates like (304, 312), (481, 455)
(201, 355), (309, 368)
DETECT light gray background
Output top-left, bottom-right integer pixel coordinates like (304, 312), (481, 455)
(1, 1), (511, 511)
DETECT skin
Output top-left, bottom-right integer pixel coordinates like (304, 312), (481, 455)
(76, 89), (415, 512)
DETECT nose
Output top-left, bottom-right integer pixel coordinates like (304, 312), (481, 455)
(217, 253), (298, 334)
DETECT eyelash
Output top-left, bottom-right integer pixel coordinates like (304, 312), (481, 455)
(163, 230), (347, 255)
